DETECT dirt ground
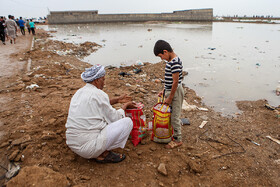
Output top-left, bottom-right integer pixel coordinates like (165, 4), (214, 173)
(0, 29), (279, 187)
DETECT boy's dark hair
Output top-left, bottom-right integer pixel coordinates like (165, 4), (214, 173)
(8, 15), (12, 19)
(154, 40), (173, 56)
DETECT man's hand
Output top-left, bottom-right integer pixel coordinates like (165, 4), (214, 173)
(118, 94), (132, 103)
(122, 101), (137, 110)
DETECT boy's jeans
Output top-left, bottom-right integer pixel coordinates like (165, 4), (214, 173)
(165, 85), (184, 142)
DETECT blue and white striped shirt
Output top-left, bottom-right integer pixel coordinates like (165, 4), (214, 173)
(164, 57), (183, 91)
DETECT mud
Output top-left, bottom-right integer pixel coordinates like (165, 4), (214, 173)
(0, 29), (279, 187)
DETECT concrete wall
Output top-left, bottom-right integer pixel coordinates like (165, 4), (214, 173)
(47, 9), (213, 24)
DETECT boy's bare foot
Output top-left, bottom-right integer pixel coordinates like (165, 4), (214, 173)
(165, 140), (183, 149)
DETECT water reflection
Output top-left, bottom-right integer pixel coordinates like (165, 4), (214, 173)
(42, 22), (280, 115)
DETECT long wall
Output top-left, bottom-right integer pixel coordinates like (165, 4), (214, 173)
(47, 9), (213, 24)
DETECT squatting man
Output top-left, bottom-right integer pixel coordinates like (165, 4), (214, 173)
(65, 64), (137, 163)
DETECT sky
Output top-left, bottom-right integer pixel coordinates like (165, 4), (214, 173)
(2, 0), (280, 19)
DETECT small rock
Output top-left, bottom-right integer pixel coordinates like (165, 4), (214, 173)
(22, 76), (31, 82)
(14, 153), (22, 162)
(0, 142), (10, 148)
(11, 135), (31, 146)
(139, 88), (148, 94)
(41, 131), (57, 140)
(49, 118), (57, 124)
(39, 93), (48, 98)
(136, 151), (143, 156)
(275, 159), (280, 165)
(81, 176), (91, 180)
(155, 79), (161, 83)
(150, 147), (157, 151)
(188, 161), (203, 174)
(9, 150), (20, 161)
(159, 182), (164, 187)
(20, 142), (30, 150)
(157, 163), (168, 176)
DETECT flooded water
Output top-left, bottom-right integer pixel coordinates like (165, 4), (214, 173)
(40, 22), (280, 115)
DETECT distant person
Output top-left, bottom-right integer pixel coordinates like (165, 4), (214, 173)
(6, 15), (17, 44)
(18, 17), (25, 35)
(29, 19), (35, 35)
(15, 18), (19, 26)
(12, 15), (18, 37)
(0, 17), (6, 45)
(66, 65), (136, 163)
(3, 17), (9, 41)
(153, 40), (184, 149)
(26, 19), (31, 34)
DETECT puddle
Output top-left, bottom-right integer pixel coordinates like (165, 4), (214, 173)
(39, 22), (280, 115)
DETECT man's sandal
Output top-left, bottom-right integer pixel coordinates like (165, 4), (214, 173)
(96, 151), (126, 163)
(165, 141), (183, 149)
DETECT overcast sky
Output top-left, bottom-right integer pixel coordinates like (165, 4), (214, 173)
(2, 0), (280, 18)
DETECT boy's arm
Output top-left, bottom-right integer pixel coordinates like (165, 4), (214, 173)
(165, 72), (179, 105)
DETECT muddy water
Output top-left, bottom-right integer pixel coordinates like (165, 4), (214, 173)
(41, 22), (280, 115)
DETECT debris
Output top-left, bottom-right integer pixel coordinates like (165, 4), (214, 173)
(105, 65), (116, 69)
(199, 121), (208, 129)
(182, 100), (197, 111)
(276, 85), (280, 96)
(135, 60), (144, 66)
(198, 107), (208, 111)
(265, 104), (276, 110)
(5, 162), (20, 179)
(139, 74), (147, 77)
(208, 47), (216, 50)
(181, 118), (190, 125)
(256, 63), (260, 66)
(246, 138), (260, 146)
(118, 72), (131, 77)
(133, 68), (142, 74)
(147, 29), (152, 32)
(266, 136), (280, 145)
(26, 84), (39, 89)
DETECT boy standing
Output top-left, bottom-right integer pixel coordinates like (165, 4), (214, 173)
(154, 40), (184, 149)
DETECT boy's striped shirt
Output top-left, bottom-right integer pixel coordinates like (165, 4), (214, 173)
(164, 57), (183, 91)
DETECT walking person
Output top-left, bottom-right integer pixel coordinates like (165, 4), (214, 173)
(18, 17), (25, 35)
(6, 15), (17, 44)
(0, 17), (6, 45)
(29, 19), (35, 35)
(26, 19), (31, 34)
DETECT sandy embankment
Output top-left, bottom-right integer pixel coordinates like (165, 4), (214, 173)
(0, 29), (279, 186)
